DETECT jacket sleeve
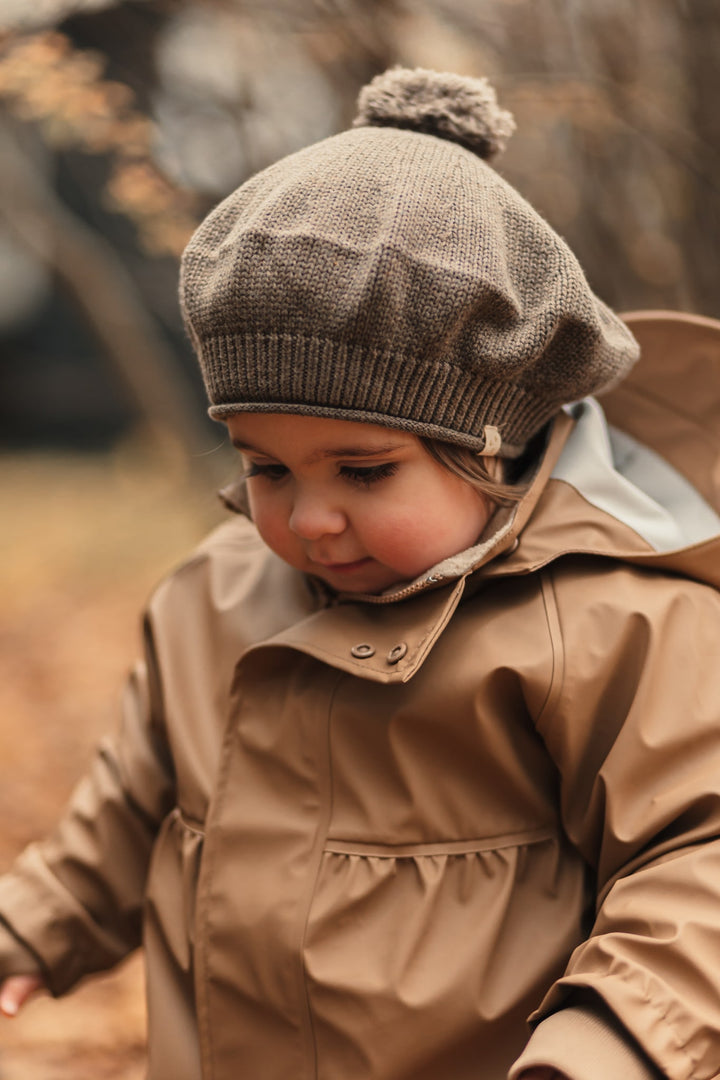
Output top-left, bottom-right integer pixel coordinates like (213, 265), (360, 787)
(0, 619), (176, 995)
(513, 561), (720, 1080)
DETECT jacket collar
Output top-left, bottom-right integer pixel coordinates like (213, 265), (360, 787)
(252, 573), (467, 684)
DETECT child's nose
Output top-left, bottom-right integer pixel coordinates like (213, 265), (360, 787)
(288, 492), (347, 540)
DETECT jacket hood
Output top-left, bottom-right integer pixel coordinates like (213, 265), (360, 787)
(489, 310), (720, 590)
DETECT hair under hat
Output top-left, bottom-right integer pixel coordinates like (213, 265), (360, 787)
(180, 67), (639, 457)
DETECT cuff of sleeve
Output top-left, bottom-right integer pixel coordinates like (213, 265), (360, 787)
(0, 843), (132, 995)
(0, 919), (42, 977)
(508, 1004), (662, 1080)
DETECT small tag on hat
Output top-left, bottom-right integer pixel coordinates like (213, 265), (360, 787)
(480, 425), (502, 456)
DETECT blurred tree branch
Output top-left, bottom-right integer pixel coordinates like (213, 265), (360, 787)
(0, 30), (199, 255)
(0, 117), (213, 474)
(297, 0), (402, 124)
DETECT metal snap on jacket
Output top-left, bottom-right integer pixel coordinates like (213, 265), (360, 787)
(350, 643), (375, 659)
(386, 642), (408, 665)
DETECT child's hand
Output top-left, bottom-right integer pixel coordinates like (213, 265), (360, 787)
(0, 974), (45, 1016)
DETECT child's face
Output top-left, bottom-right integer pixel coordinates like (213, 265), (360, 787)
(226, 413), (493, 594)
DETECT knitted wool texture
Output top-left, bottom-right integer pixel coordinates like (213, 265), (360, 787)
(180, 70), (639, 455)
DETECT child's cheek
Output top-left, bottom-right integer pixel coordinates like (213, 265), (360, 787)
(247, 490), (296, 563)
(366, 507), (483, 578)
(363, 512), (433, 575)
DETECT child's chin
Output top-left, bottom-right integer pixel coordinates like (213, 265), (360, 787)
(316, 563), (406, 595)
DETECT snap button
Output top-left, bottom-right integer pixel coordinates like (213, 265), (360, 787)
(502, 537), (520, 557)
(350, 643), (375, 659)
(386, 642), (408, 665)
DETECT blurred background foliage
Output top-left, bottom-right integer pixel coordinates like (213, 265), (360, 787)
(0, 3), (718, 1075)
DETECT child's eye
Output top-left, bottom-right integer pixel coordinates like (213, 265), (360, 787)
(340, 462), (399, 487)
(245, 462), (288, 482)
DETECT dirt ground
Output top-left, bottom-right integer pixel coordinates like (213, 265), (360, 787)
(0, 449), (225, 1079)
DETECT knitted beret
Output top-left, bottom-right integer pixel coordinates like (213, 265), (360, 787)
(180, 67), (639, 456)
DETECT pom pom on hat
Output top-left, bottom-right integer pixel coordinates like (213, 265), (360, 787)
(353, 66), (516, 161)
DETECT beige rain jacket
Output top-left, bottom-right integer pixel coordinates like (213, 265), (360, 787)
(0, 311), (719, 1080)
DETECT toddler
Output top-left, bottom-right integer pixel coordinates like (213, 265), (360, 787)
(1, 67), (720, 1080)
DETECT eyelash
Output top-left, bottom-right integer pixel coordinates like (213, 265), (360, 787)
(341, 462), (399, 487)
(245, 463), (288, 481)
(244, 462), (399, 487)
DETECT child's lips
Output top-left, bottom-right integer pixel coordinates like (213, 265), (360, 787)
(315, 557), (373, 574)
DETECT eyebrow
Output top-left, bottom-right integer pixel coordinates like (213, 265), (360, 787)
(231, 439), (403, 463)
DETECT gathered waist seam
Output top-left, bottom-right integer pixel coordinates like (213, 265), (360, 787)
(324, 825), (558, 858)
